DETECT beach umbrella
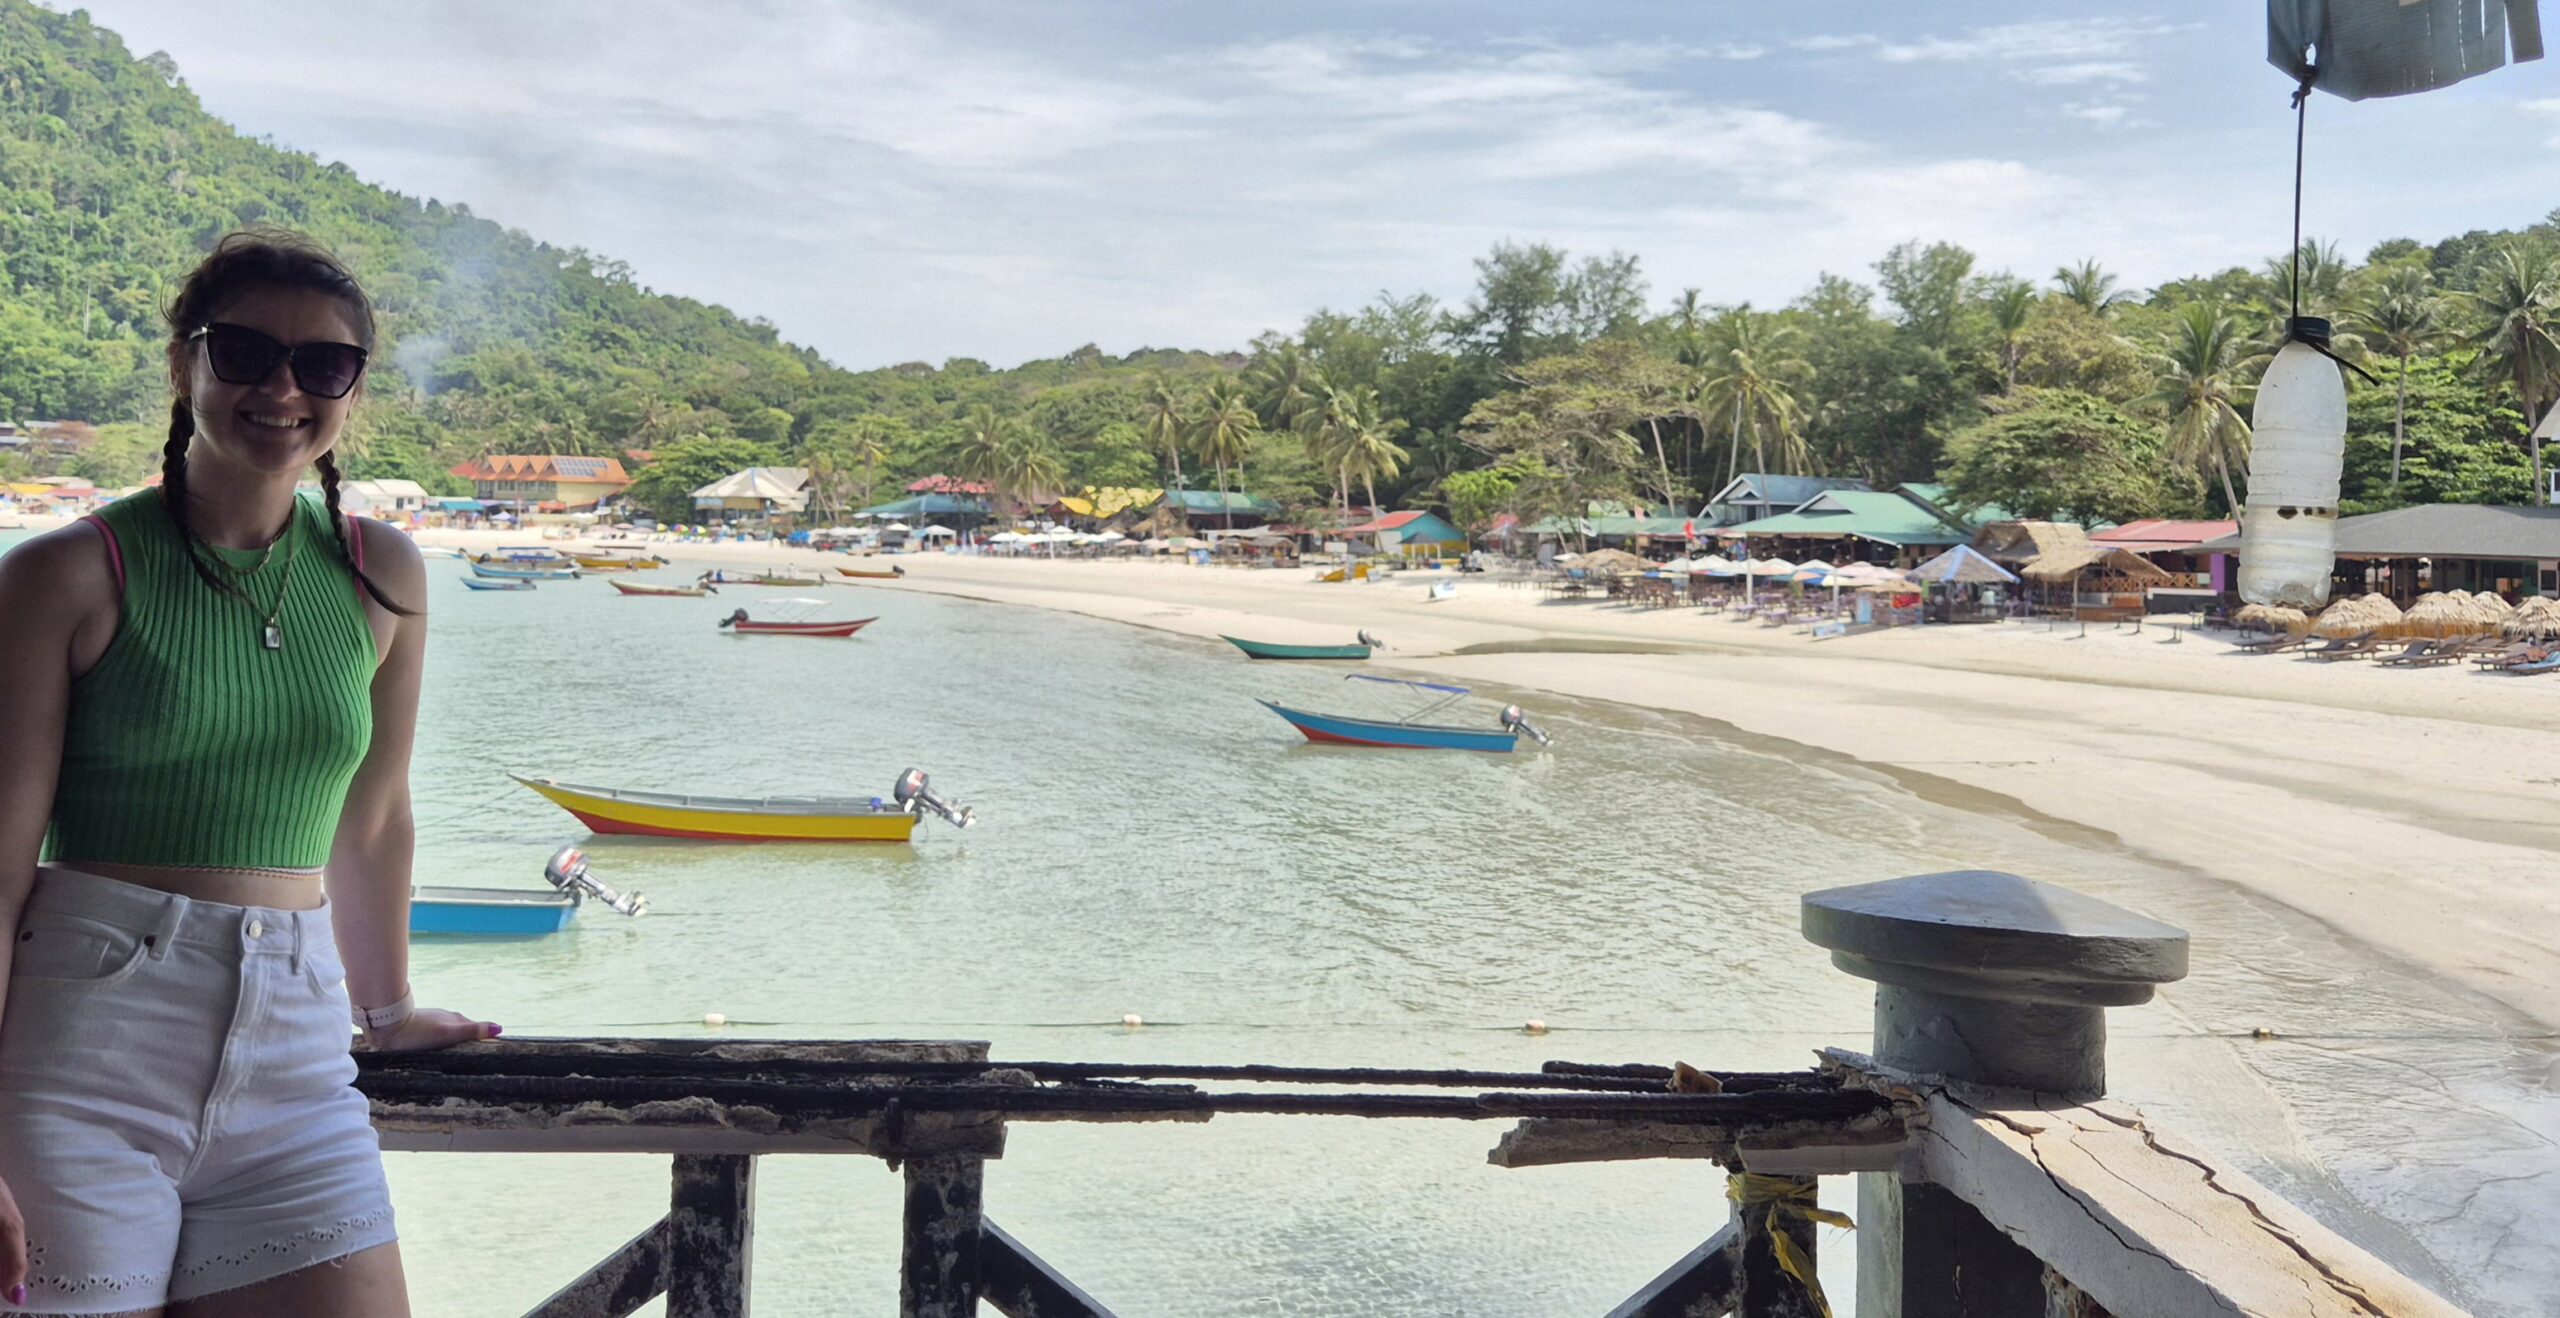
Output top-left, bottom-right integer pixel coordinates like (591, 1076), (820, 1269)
(2397, 592), (2480, 638)
(2506, 596), (2560, 638)
(1098, 530), (1127, 541)
(885, 521), (912, 532)
(1791, 558), (1835, 583)
(1909, 545), (2018, 586)
(1748, 558), (1797, 577)
(2234, 603), (2311, 634)
(1659, 556), (1694, 573)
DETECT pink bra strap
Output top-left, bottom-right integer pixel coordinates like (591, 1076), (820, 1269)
(81, 514), (124, 594)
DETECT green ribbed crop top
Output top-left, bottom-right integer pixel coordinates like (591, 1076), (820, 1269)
(47, 489), (377, 870)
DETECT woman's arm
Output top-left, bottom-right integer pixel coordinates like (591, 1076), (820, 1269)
(0, 525), (122, 1300)
(327, 520), (495, 1050)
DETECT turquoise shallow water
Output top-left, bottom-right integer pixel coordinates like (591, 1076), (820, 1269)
(9, 533), (2553, 1314)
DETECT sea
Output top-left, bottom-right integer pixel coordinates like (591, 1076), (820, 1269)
(22, 536), (2560, 1315)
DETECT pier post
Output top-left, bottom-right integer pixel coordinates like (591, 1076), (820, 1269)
(900, 1155), (986, 1318)
(1801, 870), (2186, 1318)
(666, 1154), (755, 1318)
(1732, 1173), (1825, 1318)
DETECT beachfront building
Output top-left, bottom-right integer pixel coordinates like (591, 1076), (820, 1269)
(339, 478), (431, 518)
(2200, 504), (2560, 601)
(1164, 489), (1280, 529)
(1337, 510), (1467, 559)
(1702, 473), (1873, 526)
(856, 491), (993, 538)
(1722, 486), (1990, 564)
(692, 466), (812, 524)
(447, 454), (632, 512)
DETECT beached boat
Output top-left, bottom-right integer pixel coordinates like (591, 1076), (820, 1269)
(836, 565), (905, 580)
(472, 560), (580, 581)
(575, 553), (669, 571)
(411, 846), (646, 935)
(701, 569), (824, 587)
(610, 579), (712, 598)
(1223, 631), (1383, 661)
(462, 577), (535, 592)
(509, 769), (973, 841)
(1258, 676), (1551, 753)
(474, 547), (577, 566)
(717, 599), (873, 638)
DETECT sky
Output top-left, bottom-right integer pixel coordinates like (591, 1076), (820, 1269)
(62, 1), (2560, 371)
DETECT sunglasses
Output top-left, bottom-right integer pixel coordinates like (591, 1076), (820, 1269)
(189, 323), (369, 400)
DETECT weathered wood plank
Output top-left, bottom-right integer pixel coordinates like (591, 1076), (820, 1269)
(1489, 1106), (1907, 1170)
(1897, 1077), (2466, 1317)
(523, 1217), (668, 1318)
(981, 1219), (1119, 1318)
(666, 1154), (755, 1318)
(901, 1156), (986, 1318)
(1603, 1224), (1739, 1318)
(1733, 1176), (1824, 1318)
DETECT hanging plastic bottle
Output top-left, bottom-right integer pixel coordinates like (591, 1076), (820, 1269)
(2238, 318), (2349, 608)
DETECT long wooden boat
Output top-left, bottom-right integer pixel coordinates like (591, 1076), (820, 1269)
(575, 553), (669, 571)
(472, 560), (580, 581)
(611, 579), (711, 598)
(1222, 631), (1380, 661)
(836, 566), (905, 580)
(1258, 700), (1519, 752)
(702, 569), (824, 587)
(474, 547), (577, 566)
(723, 616), (875, 638)
(410, 886), (579, 935)
(511, 774), (921, 842)
(462, 577), (535, 592)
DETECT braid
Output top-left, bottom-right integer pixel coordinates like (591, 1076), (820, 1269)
(316, 450), (416, 617)
(160, 401), (231, 597)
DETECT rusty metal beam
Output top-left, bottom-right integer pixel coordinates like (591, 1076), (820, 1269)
(667, 1154), (755, 1318)
(901, 1156), (986, 1318)
(524, 1218), (668, 1318)
(1604, 1225), (1740, 1318)
(981, 1219), (1119, 1318)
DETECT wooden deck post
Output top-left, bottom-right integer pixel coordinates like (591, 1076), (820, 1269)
(1732, 1175), (1825, 1318)
(900, 1156), (986, 1318)
(666, 1154), (756, 1318)
(1802, 872), (2187, 1318)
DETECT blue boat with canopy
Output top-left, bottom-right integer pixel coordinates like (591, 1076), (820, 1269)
(1257, 675), (1551, 753)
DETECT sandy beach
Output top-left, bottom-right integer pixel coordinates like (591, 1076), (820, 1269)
(421, 527), (2560, 1035)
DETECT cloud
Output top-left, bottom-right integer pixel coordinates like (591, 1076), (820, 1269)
(1869, 18), (2188, 64)
(2019, 61), (2149, 87)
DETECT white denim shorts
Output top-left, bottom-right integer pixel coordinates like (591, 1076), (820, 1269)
(0, 867), (396, 1313)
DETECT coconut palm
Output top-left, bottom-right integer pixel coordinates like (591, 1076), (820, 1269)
(1140, 376), (1189, 491)
(2146, 302), (2259, 515)
(1693, 306), (1814, 483)
(1331, 386), (1410, 517)
(1296, 385), (1356, 515)
(1189, 377), (1260, 529)
(2457, 243), (2560, 502)
(2053, 259), (2131, 317)
(2261, 238), (2351, 319)
(953, 405), (1024, 516)
(1666, 287), (1711, 367)
(1246, 345), (1326, 433)
(1986, 278), (2036, 392)
(2349, 267), (2441, 486)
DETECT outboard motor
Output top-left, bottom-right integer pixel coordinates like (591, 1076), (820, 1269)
(543, 844), (648, 917)
(1498, 705), (1552, 747)
(894, 768), (976, 829)
(717, 607), (747, 629)
(1358, 629), (1386, 651)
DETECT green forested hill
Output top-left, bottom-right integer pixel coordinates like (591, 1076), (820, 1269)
(3, 0), (2557, 524)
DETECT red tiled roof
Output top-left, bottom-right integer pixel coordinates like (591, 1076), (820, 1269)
(1339, 510), (1432, 534)
(448, 455), (631, 486)
(2091, 519), (2237, 552)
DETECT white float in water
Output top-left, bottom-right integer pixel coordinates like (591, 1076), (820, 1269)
(1522, 1019), (1548, 1035)
(2238, 318), (2350, 609)
(702, 1012), (728, 1027)
(1121, 1013), (1144, 1029)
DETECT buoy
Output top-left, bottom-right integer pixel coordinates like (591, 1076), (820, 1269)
(703, 1012), (728, 1028)
(1523, 1019), (1548, 1035)
(1121, 1013), (1144, 1029)
(2250, 1026), (2279, 1041)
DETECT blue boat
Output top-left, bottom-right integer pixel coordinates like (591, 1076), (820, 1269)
(1258, 676), (1551, 753)
(409, 846), (646, 936)
(462, 577), (534, 592)
(471, 560), (580, 581)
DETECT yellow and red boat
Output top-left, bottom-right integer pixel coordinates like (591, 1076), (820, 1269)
(509, 771), (972, 842)
(836, 565), (904, 580)
(573, 553), (664, 572)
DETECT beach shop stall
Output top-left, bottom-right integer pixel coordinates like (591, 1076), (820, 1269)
(1909, 544), (2018, 623)
(2019, 546), (2173, 622)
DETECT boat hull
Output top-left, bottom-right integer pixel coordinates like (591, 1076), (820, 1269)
(512, 775), (919, 842)
(1223, 635), (1371, 660)
(462, 578), (534, 591)
(836, 567), (902, 580)
(411, 886), (579, 935)
(1256, 700), (1518, 752)
(728, 617), (875, 638)
(472, 562), (580, 580)
(611, 580), (709, 597)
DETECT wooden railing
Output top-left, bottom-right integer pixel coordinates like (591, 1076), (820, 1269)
(357, 872), (2469, 1317)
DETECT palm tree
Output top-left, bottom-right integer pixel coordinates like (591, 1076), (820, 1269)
(2457, 243), (2560, 502)
(2349, 267), (2440, 487)
(999, 431), (1067, 512)
(1332, 386), (1410, 518)
(2261, 238), (2350, 319)
(1246, 346), (1326, 433)
(1693, 306), (1814, 484)
(1140, 376), (1189, 492)
(955, 404), (1027, 518)
(2147, 302), (2259, 515)
(1189, 378), (1260, 530)
(1666, 287), (1711, 368)
(2053, 259), (2130, 317)
(1297, 385), (1356, 516)
(1986, 278), (2036, 392)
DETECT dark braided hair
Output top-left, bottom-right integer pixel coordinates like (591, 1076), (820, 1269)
(163, 228), (414, 616)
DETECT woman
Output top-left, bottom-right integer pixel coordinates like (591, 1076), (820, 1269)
(0, 231), (496, 1316)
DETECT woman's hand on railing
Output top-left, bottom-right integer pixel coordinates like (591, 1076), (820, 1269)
(1, 1171), (26, 1306)
(366, 1007), (501, 1052)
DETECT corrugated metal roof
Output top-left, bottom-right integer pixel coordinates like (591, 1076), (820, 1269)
(1165, 490), (1279, 513)
(2195, 505), (2560, 560)
(1728, 491), (1970, 546)
(2091, 519), (2239, 552)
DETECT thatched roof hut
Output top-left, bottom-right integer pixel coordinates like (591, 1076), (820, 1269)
(2235, 603), (2312, 634)
(1973, 520), (2089, 566)
(2019, 546), (2174, 584)
(2505, 596), (2560, 638)
(2312, 592), (2405, 638)
(2398, 592), (2494, 638)
(1576, 548), (1645, 575)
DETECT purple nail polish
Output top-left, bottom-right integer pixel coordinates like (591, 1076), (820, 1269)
(489, 1024), (504, 1038)
(9, 1282), (27, 1304)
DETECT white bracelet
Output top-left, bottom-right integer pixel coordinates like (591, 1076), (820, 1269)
(353, 986), (415, 1044)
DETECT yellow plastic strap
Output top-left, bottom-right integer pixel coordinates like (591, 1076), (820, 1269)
(1726, 1173), (1856, 1318)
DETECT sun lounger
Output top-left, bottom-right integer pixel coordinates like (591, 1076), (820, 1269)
(2474, 643), (2540, 670)
(2375, 641), (2448, 667)
(2508, 653), (2560, 675)
(2305, 635), (2382, 661)
(2404, 640), (2473, 666)
(2232, 634), (2308, 654)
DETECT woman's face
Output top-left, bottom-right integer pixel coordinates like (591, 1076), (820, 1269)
(168, 285), (365, 479)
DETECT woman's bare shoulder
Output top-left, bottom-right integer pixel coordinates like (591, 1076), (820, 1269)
(0, 521), (120, 642)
